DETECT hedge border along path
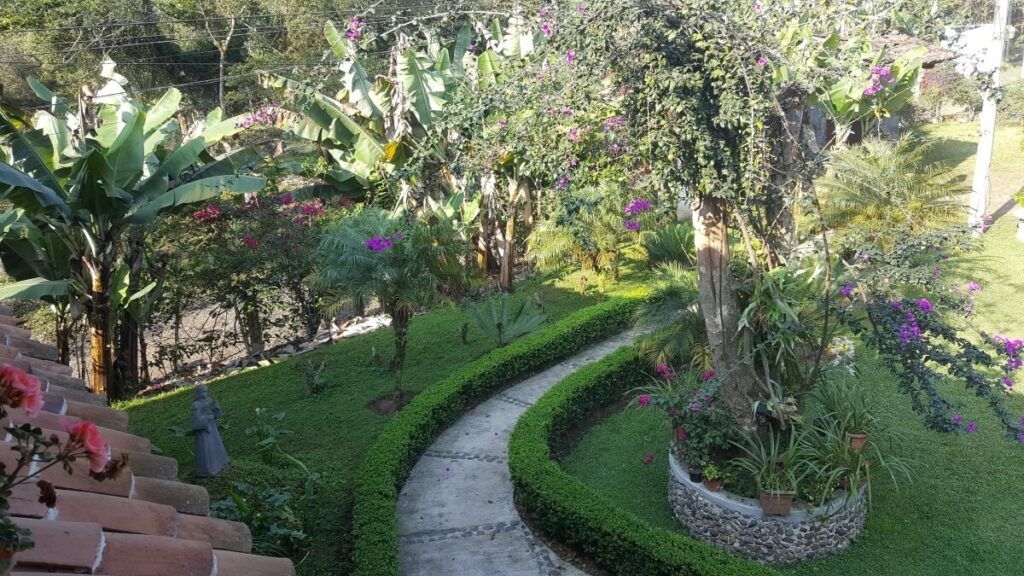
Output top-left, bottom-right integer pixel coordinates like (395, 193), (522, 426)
(351, 294), (644, 576)
(508, 345), (780, 576)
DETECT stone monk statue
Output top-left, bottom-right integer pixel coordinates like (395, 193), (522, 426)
(189, 385), (230, 477)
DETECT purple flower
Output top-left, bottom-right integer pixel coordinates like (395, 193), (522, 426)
(643, 453), (655, 464)
(637, 394), (650, 407)
(757, 55), (768, 67)
(700, 370), (716, 382)
(965, 281), (982, 293)
(565, 50), (575, 63)
(656, 363), (676, 380)
(625, 219), (640, 232)
(1001, 375), (1014, 389)
(625, 198), (652, 216)
(754, 0), (763, 12)
(952, 414), (963, 425)
(840, 282), (854, 297)
(568, 128), (580, 142)
(555, 175), (571, 190)
(1017, 433), (1024, 443)
(915, 299), (933, 314)
(966, 422), (977, 433)
(394, 232), (404, 241)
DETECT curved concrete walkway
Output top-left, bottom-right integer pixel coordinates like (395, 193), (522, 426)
(397, 332), (634, 576)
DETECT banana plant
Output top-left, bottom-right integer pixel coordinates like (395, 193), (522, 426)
(0, 62), (265, 397)
(266, 16), (540, 205)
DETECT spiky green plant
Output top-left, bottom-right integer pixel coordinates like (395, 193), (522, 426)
(465, 293), (547, 348)
(633, 262), (709, 370)
(817, 136), (965, 248)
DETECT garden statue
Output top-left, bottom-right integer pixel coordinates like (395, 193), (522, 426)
(189, 385), (230, 477)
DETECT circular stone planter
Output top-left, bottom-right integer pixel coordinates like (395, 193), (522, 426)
(668, 454), (868, 565)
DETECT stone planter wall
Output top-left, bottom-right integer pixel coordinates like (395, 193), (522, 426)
(667, 454), (867, 565)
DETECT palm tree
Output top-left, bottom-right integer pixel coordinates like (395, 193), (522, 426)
(314, 209), (469, 390)
(633, 263), (710, 370)
(817, 137), (966, 248)
(0, 65), (264, 397)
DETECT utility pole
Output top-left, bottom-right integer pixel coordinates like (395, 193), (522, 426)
(968, 0), (1011, 230)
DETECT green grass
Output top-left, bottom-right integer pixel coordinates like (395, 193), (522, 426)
(922, 121), (1024, 210)
(122, 267), (645, 575)
(562, 220), (1024, 576)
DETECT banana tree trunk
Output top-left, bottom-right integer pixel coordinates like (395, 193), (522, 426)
(499, 215), (516, 292)
(692, 196), (759, 431)
(88, 276), (111, 398)
(52, 302), (72, 366)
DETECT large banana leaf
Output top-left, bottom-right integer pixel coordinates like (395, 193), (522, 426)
(0, 277), (71, 301)
(70, 151), (132, 217)
(341, 59), (385, 120)
(129, 175), (265, 224)
(325, 21), (353, 58)
(315, 94), (385, 169)
(398, 50), (447, 126)
(477, 50), (501, 88)
(0, 161), (68, 215)
(0, 109), (65, 195)
(452, 24), (473, 76)
(105, 104), (146, 189)
(26, 77), (71, 117)
(144, 89), (182, 135)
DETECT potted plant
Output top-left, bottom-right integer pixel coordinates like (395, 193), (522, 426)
(809, 380), (875, 452)
(700, 461), (728, 492)
(732, 429), (803, 516)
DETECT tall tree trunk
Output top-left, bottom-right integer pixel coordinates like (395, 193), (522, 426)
(477, 173), (496, 272)
(139, 329), (151, 385)
(499, 216), (516, 292)
(692, 196), (759, 431)
(388, 305), (411, 393)
(88, 276), (111, 399)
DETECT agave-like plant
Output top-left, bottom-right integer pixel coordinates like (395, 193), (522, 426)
(0, 63), (263, 397)
(466, 293), (547, 348)
(817, 136), (966, 248)
(633, 262), (710, 370)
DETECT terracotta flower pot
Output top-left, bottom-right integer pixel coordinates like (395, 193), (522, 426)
(759, 490), (796, 516)
(703, 478), (724, 492)
(847, 432), (869, 452)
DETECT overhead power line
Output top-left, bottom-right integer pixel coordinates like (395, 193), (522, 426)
(0, 4), (442, 36)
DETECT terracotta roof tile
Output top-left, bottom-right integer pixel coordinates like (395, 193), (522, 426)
(177, 513), (253, 552)
(64, 400), (130, 431)
(12, 518), (103, 572)
(215, 550), (297, 576)
(133, 476), (210, 516)
(97, 532), (215, 575)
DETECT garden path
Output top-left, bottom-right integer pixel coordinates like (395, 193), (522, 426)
(396, 331), (635, 576)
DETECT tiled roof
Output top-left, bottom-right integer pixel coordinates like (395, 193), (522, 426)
(0, 305), (296, 576)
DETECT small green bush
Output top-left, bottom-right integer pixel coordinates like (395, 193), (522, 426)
(508, 346), (778, 576)
(643, 221), (696, 267)
(350, 292), (645, 576)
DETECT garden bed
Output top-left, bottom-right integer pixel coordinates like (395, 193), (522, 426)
(668, 454), (867, 565)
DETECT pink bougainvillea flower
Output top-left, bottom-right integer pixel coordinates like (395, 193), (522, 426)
(637, 394), (650, 407)
(966, 422), (978, 433)
(64, 420), (111, 473)
(643, 453), (655, 464)
(700, 370), (716, 382)
(965, 281), (982, 293)
(565, 50), (575, 63)
(0, 364), (44, 417)
(840, 282), (854, 297)
(625, 219), (640, 232)
(757, 55), (768, 67)
(915, 299), (933, 314)
(951, 414), (963, 425)
(242, 234), (258, 250)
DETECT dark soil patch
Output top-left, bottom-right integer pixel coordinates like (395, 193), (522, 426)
(366, 390), (416, 416)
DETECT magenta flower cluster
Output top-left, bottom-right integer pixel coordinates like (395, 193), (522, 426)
(899, 311), (922, 343)
(624, 198), (652, 217)
(656, 363), (676, 381)
(236, 104), (285, 129)
(346, 17), (365, 42)
(625, 220), (640, 232)
(840, 282), (854, 297)
(365, 232), (403, 253)
(687, 388), (717, 413)
(864, 66), (895, 96)
(603, 116), (626, 131)
(538, 5), (557, 36)
(192, 204), (223, 223)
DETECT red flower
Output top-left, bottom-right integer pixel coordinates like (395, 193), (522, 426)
(242, 234), (258, 250)
(0, 364), (45, 417)
(64, 420), (111, 473)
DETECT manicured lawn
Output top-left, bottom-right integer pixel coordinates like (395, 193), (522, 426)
(122, 267), (645, 575)
(562, 220), (1024, 576)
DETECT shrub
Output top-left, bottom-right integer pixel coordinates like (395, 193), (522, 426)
(507, 346), (777, 576)
(350, 293), (645, 576)
(643, 221), (696, 267)
(211, 481), (308, 558)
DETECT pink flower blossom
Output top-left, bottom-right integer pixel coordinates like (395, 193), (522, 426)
(64, 420), (110, 473)
(643, 453), (655, 464)
(757, 55), (768, 67)
(700, 370), (716, 382)
(0, 364), (44, 417)
(966, 422), (977, 433)
(565, 50), (575, 63)
(637, 394), (650, 407)
(242, 234), (258, 250)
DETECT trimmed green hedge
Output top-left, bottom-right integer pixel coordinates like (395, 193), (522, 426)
(351, 294), (644, 575)
(508, 346), (779, 576)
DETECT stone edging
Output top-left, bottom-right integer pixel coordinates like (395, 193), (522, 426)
(667, 454), (868, 565)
